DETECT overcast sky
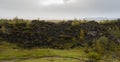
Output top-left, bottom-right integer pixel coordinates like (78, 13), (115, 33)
(0, 0), (120, 20)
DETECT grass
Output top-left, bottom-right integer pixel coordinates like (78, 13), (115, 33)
(0, 41), (120, 62)
(0, 41), (86, 62)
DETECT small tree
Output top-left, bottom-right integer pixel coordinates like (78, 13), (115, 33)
(87, 52), (102, 62)
(80, 30), (85, 40)
(93, 36), (109, 54)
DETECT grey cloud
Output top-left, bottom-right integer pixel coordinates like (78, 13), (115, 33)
(89, 0), (120, 12)
(0, 0), (120, 19)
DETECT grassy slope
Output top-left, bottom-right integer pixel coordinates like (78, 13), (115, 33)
(0, 41), (120, 62)
(0, 42), (86, 62)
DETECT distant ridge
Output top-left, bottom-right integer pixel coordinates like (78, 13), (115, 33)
(84, 17), (118, 21)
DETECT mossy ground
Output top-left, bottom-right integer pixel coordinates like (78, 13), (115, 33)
(0, 41), (120, 62)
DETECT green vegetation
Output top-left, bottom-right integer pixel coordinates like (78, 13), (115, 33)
(0, 18), (120, 49)
(0, 42), (120, 62)
(0, 42), (85, 62)
(0, 18), (120, 62)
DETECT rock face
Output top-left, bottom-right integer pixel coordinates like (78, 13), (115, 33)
(0, 25), (2, 29)
(79, 21), (120, 45)
(87, 31), (98, 37)
(0, 25), (2, 32)
(0, 20), (119, 48)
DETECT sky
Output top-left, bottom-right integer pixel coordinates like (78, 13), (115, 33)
(0, 0), (120, 20)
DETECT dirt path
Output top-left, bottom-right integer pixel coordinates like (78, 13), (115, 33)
(0, 56), (85, 62)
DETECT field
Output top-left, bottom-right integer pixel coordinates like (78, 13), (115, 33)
(0, 19), (120, 62)
(0, 41), (120, 62)
(0, 41), (96, 62)
(0, 41), (85, 62)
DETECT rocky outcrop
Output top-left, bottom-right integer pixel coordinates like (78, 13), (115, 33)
(80, 21), (120, 45)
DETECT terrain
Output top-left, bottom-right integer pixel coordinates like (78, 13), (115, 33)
(0, 18), (120, 62)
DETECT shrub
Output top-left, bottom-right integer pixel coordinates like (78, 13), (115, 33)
(87, 52), (102, 62)
(92, 36), (109, 54)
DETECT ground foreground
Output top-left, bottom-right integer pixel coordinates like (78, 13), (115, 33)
(0, 42), (120, 62)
